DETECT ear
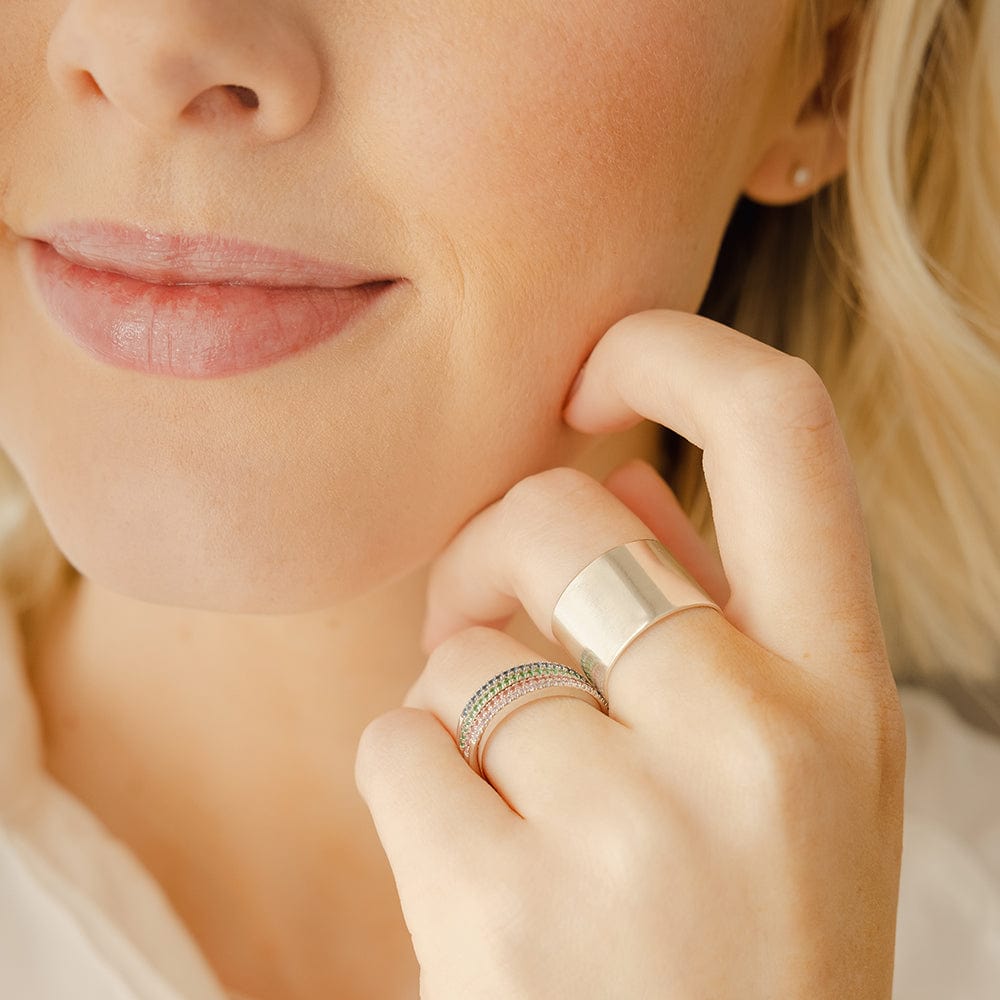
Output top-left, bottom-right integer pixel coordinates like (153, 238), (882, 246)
(743, 9), (861, 206)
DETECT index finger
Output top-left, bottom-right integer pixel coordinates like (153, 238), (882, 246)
(563, 309), (889, 682)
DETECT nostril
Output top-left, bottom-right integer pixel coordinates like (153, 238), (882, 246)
(225, 85), (259, 110)
(181, 84), (262, 125)
(68, 69), (105, 101)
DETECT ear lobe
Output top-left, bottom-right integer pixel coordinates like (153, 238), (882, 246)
(742, 11), (858, 206)
(742, 111), (848, 206)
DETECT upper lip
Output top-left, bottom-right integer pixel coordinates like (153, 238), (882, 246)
(29, 221), (398, 289)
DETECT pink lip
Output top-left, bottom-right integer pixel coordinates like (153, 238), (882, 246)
(22, 222), (400, 378)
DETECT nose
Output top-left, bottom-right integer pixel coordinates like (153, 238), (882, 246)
(47, 0), (323, 143)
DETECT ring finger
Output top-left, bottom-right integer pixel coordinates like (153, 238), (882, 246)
(403, 624), (630, 822)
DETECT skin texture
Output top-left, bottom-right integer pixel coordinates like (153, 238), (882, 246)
(0, 0), (818, 613)
(0, 2), (899, 999)
(384, 312), (905, 998)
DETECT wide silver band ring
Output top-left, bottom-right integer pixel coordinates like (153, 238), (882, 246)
(551, 538), (723, 700)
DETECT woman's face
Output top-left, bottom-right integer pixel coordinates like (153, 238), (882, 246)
(0, 0), (799, 612)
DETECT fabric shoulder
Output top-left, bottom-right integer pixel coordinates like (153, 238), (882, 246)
(0, 591), (238, 999)
(0, 591), (45, 812)
(893, 684), (1000, 1000)
(898, 684), (1000, 846)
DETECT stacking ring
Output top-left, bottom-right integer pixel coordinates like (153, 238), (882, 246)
(456, 661), (608, 779)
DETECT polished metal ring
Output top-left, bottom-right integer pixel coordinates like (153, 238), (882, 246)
(551, 538), (722, 700)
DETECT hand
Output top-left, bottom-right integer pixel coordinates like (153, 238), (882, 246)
(354, 309), (906, 1000)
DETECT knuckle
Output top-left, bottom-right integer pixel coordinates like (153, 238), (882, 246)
(731, 678), (907, 830)
(728, 355), (839, 437)
(883, 692), (908, 765)
(500, 466), (597, 534)
(734, 697), (825, 816)
(502, 466), (595, 514)
(354, 707), (424, 794)
(867, 680), (908, 788)
(424, 624), (498, 679)
(829, 676), (908, 786)
(585, 765), (681, 887)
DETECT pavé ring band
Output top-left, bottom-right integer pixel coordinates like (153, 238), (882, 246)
(551, 538), (723, 700)
(456, 661), (608, 779)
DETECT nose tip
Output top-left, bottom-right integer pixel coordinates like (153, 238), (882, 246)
(47, 1), (323, 144)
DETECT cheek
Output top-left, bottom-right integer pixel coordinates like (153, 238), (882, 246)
(0, 248), (562, 613)
(353, 1), (775, 408)
(367, 3), (765, 261)
(0, 1), (783, 614)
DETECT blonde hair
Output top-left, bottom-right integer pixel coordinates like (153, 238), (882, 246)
(676, 0), (1000, 689)
(2, 0), (998, 695)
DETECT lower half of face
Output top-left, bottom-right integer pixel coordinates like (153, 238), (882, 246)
(0, 1), (785, 613)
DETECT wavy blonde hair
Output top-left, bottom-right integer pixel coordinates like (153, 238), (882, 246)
(675, 0), (1000, 693)
(1, 0), (998, 696)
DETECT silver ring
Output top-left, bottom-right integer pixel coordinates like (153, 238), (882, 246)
(456, 661), (608, 779)
(550, 538), (722, 700)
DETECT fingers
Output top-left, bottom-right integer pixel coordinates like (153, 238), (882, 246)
(403, 625), (625, 822)
(563, 310), (889, 683)
(419, 462), (737, 726)
(354, 704), (519, 885)
(601, 458), (731, 610)
(420, 462), (713, 650)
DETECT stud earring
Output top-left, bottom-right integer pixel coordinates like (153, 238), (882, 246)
(790, 164), (813, 189)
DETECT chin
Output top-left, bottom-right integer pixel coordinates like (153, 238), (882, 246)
(52, 533), (423, 614)
(30, 486), (429, 615)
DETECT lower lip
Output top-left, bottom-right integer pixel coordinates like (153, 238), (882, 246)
(24, 239), (397, 378)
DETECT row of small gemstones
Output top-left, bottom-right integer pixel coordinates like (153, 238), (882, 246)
(460, 672), (609, 764)
(457, 661), (584, 751)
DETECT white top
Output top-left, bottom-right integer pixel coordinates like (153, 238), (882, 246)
(1, 596), (998, 999)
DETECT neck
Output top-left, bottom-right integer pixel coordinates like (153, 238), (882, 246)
(19, 419), (667, 997)
(26, 419), (667, 750)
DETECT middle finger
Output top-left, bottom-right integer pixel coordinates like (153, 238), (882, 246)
(404, 624), (627, 822)
(419, 464), (734, 728)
